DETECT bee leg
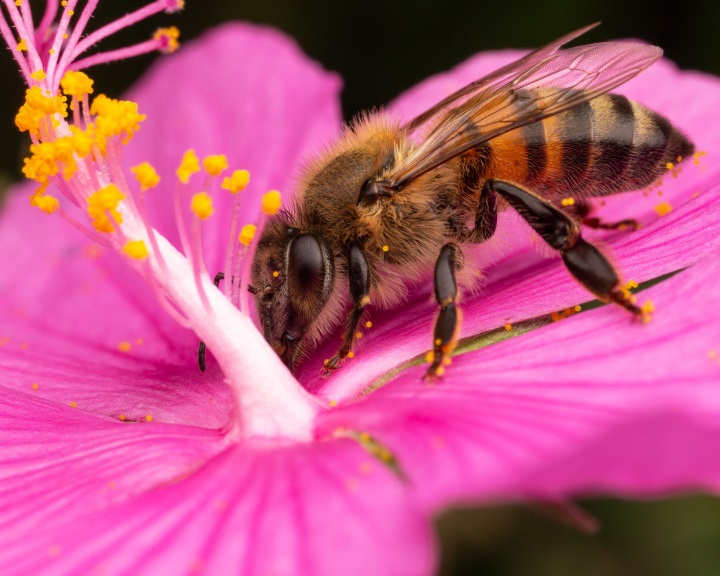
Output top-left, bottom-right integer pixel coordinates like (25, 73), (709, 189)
(573, 200), (639, 231)
(488, 179), (644, 318)
(426, 243), (464, 380)
(198, 272), (225, 372)
(462, 179), (498, 243)
(323, 244), (371, 376)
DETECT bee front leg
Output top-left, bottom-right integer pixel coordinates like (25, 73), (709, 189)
(488, 179), (645, 318)
(323, 244), (371, 376)
(426, 243), (464, 380)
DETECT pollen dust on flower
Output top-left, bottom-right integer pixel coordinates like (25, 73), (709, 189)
(118, 342), (132, 352)
(654, 202), (673, 217)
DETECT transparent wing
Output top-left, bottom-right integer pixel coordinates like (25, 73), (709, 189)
(389, 38), (662, 188)
(403, 22), (601, 132)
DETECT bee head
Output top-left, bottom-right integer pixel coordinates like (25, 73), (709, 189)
(251, 217), (335, 370)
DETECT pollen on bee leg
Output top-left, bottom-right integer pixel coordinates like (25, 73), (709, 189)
(561, 197), (575, 206)
(504, 323), (512, 331)
(640, 299), (655, 323)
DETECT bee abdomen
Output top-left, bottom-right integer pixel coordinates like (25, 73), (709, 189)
(585, 94), (694, 195)
(475, 91), (693, 198)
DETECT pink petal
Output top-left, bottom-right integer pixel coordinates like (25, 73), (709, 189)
(0, 388), (222, 569)
(1, 418), (433, 576)
(317, 249), (720, 510)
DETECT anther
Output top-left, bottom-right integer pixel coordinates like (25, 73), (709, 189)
(191, 192), (214, 220)
(202, 154), (228, 176)
(239, 224), (256, 246)
(177, 149), (200, 183)
(122, 240), (149, 260)
(261, 190), (282, 215)
(221, 169), (250, 193)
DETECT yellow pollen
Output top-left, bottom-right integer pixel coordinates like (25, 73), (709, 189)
(177, 149), (200, 183)
(191, 192), (214, 220)
(221, 169), (250, 193)
(91, 94), (146, 145)
(272, 270), (280, 278)
(34, 194), (59, 214)
(574, 305), (582, 312)
(70, 401), (77, 408)
(425, 351), (435, 363)
(31, 383), (39, 390)
(63, 33), (68, 39)
(359, 295), (371, 307)
(355, 332), (363, 339)
(154, 26), (181, 53)
(323, 359), (329, 366)
(239, 224), (256, 246)
(67, 9), (74, 15)
(436, 366), (446, 376)
(654, 202), (673, 217)
(118, 341), (132, 352)
(382, 245), (389, 252)
(145, 414), (153, 422)
(561, 197), (575, 206)
(119, 413), (126, 421)
(261, 190), (282, 215)
(202, 154), (228, 176)
(443, 357), (452, 366)
(30, 70), (47, 81)
(504, 323), (512, 331)
(60, 70), (94, 97)
(347, 351), (355, 358)
(122, 240), (149, 260)
(365, 321), (372, 328)
(49, 48), (55, 55)
(16, 39), (27, 51)
(15, 0), (21, 6)
(666, 162), (674, 170)
(61, 0), (67, 5)
(434, 338), (442, 346)
(641, 300), (655, 315)
(87, 184), (125, 233)
(625, 279), (639, 290)
(131, 162), (160, 191)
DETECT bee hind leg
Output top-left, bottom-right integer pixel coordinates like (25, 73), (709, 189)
(426, 243), (464, 380)
(323, 244), (371, 377)
(487, 179), (646, 319)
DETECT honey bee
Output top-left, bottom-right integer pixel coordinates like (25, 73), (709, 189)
(235, 24), (694, 379)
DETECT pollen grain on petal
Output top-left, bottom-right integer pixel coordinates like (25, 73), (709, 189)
(202, 154), (228, 176)
(191, 192), (214, 220)
(145, 414), (153, 422)
(261, 190), (282, 215)
(654, 201), (673, 217)
(118, 341), (132, 352)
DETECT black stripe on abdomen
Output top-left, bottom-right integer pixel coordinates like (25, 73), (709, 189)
(592, 94), (635, 187)
(558, 100), (592, 188)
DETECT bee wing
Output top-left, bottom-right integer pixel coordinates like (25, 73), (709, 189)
(388, 40), (662, 188)
(403, 22), (601, 132)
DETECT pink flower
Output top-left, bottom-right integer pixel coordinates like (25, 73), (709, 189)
(1, 4), (720, 574)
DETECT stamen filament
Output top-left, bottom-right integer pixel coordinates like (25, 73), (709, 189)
(223, 194), (241, 299)
(0, 13), (30, 79)
(70, 38), (163, 73)
(1, 0), (42, 72)
(36, 0), (59, 49)
(190, 215), (212, 313)
(68, 1), (168, 64)
(239, 213), (267, 313)
(46, 0), (86, 85)
(18, 0), (33, 39)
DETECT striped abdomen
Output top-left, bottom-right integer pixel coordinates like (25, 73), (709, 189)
(471, 91), (694, 198)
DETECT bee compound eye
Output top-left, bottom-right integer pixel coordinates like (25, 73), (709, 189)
(287, 234), (328, 298)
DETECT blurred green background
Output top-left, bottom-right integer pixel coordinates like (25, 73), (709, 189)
(1, 1), (719, 574)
